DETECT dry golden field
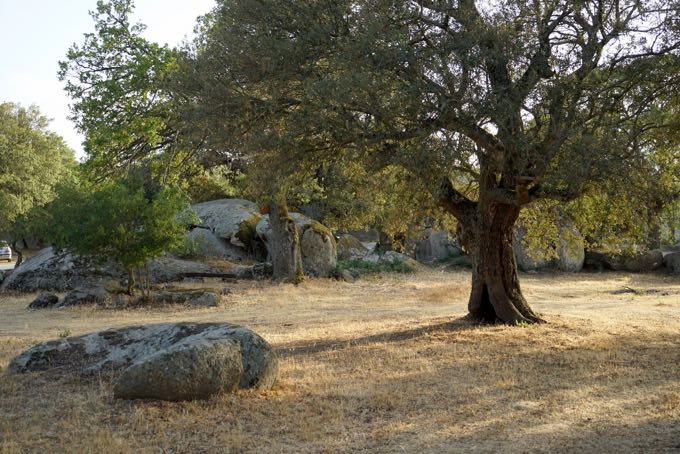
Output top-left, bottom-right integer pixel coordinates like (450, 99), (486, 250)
(1, 269), (679, 453)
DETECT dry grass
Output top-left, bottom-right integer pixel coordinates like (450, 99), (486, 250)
(1, 269), (679, 453)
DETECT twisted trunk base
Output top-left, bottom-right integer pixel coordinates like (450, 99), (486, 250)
(461, 203), (544, 325)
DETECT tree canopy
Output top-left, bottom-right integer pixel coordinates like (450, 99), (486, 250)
(58, 0), (188, 180)
(0, 102), (76, 242)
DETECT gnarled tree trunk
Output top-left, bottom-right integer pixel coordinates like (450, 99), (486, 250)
(268, 201), (304, 283)
(462, 203), (543, 324)
(440, 178), (544, 325)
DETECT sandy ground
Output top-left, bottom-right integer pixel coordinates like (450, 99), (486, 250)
(0, 268), (679, 453)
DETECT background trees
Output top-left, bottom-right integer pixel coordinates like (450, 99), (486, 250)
(0, 102), (76, 265)
(58, 0), (195, 183)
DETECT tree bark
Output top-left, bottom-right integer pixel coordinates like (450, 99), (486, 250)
(268, 201), (304, 283)
(10, 241), (23, 268)
(127, 268), (135, 296)
(461, 202), (544, 324)
(439, 178), (544, 325)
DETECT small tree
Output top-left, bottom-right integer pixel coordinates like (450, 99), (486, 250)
(48, 179), (196, 295)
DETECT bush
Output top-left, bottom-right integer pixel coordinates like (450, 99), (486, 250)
(47, 178), (197, 294)
(337, 258), (414, 277)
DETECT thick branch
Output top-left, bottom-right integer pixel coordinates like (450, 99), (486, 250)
(437, 177), (477, 219)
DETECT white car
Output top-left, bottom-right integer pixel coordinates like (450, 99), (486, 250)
(0, 241), (12, 262)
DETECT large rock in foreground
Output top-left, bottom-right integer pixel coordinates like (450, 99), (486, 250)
(114, 339), (244, 401)
(9, 322), (278, 399)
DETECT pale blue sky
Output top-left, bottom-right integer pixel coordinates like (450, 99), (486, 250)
(0, 0), (215, 158)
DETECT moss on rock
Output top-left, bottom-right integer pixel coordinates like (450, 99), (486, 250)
(236, 214), (262, 250)
(302, 220), (336, 247)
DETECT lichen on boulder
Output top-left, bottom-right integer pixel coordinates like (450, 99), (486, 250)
(300, 222), (337, 277)
(9, 322), (279, 401)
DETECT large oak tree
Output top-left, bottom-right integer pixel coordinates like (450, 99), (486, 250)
(176, 0), (680, 324)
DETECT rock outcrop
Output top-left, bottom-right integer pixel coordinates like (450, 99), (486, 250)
(0, 247), (121, 292)
(300, 223), (337, 277)
(514, 221), (585, 272)
(554, 226), (586, 272)
(60, 286), (110, 308)
(0, 247), (227, 293)
(513, 227), (552, 271)
(363, 251), (420, 269)
(618, 250), (664, 272)
(183, 199), (267, 262)
(257, 213), (337, 277)
(148, 256), (223, 283)
(585, 249), (664, 272)
(664, 251), (680, 274)
(337, 234), (369, 261)
(9, 322), (278, 400)
(184, 228), (249, 262)
(412, 228), (462, 262)
(28, 292), (59, 309)
(189, 199), (260, 240)
(151, 291), (220, 307)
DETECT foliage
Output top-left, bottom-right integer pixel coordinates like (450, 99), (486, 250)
(516, 201), (563, 260)
(178, 0), (679, 202)
(185, 165), (246, 203)
(337, 258), (414, 277)
(58, 0), (188, 180)
(172, 0), (680, 322)
(47, 178), (196, 292)
(0, 102), (76, 248)
(177, 0), (680, 245)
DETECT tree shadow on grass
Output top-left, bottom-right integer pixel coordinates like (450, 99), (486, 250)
(289, 321), (680, 453)
(275, 315), (481, 358)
